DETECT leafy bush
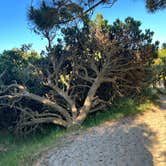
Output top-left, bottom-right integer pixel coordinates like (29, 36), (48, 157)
(158, 48), (166, 58)
(0, 48), (45, 129)
(0, 15), (159, 135)
(0, 10), (159, 135)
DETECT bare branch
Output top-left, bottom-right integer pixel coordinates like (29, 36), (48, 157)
(0, 84), (72, 122)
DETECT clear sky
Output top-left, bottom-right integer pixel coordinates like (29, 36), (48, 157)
(0, 0), (166, 53)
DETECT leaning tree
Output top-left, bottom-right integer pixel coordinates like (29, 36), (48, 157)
(0, 2), (158, 134)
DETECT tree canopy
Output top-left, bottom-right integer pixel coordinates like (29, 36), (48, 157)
(0, 12), (159, 135)
(146, 0), (166, 12)
(0, 0), (164, 135)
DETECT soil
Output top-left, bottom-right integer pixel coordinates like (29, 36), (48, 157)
(35, 95), (166, 166)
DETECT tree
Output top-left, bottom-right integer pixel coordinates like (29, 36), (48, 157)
(158, 45), (166, 58)
(29, 0), (166, 27)
(28, 0), (116, 49)
(146, 0), (166, 12)
(0, 14), (158, 135)
(161, 58), (166, 87)
(0, 47), (44, 129)
(162, 43), (166, 49)
(0, 47), (41, 88)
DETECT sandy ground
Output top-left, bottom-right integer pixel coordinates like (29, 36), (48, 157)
(35, 95), (166, 166)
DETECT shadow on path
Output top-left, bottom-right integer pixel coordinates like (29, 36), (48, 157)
(35, 94), (166, 166)
(37, 119), (156, 166)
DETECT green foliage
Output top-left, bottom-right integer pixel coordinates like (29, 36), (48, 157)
(0, 1), (161, 137)
(1, 14), (159, 134)
(84, 97), (154, 127)
(0, 48), (45, 129)
(162, 42), (166, 49)
(0, 3), (165, 165)
(91, 15), (159, 98)
(28, 0), (85, 49)
(0, 49), (36, 83)
(158, 48), (166, 58)
(0, 48), (43, 93)
(139, 87), (160, 102)
(153, 49), (166, 88)
(146, 0), (166, 12)
(0, 127), (65, 166)
(160, 57), (166, 87)
(89, 13), (109, 32)
(28, 1), (83, 30)
(0, 50), (28, 84)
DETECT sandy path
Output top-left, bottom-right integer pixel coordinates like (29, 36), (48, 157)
(35, 95), (166, 166)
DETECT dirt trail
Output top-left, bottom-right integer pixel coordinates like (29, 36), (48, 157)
(35, 95), (166, 166)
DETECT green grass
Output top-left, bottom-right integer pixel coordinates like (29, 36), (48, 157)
(0, 95), (157, 166)
(0, 127), (66, 166)
(83, 97), (154, 128)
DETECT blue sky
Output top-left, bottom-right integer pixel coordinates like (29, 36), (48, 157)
(0, 0), (166, 53)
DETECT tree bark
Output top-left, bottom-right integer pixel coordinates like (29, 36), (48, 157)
(76, 78), (101, 124)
